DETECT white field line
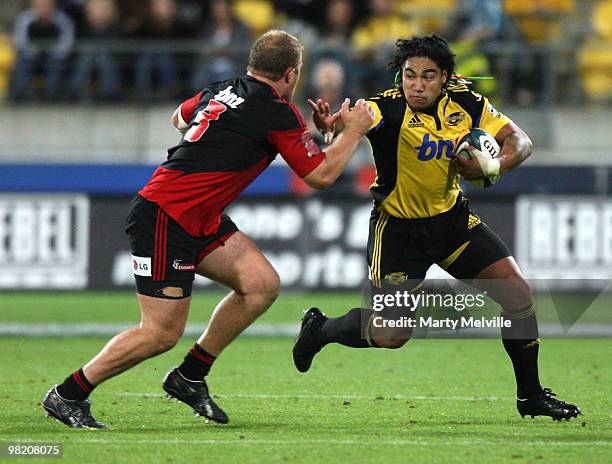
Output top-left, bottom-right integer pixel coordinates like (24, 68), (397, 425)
(9, 438), (611, 447)
(1, 322), (611, 338)
(117, 392), (499, 401)
(0, 323), (296, 338)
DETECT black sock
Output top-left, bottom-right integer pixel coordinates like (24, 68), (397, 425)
(178, 344), (216, 381)
(316, 307), (374, 348)
(56, 368), (95, 401)
(501, 309), (542, 397)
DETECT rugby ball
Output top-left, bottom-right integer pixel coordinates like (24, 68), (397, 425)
(456, 128), (500, 188)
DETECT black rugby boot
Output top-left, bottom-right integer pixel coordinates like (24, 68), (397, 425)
(162, 367), (229, 424)
(293, 307), (327, 373)
(42, 386), (105, 429)
(517, 387), (582, 421)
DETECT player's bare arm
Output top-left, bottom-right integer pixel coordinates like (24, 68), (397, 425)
(302, 98), (374, 189)
(454, 122), (532, 180)
(494, 121), (533, 174)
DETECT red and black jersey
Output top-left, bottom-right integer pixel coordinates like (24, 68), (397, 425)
(139, 75), (324, 237)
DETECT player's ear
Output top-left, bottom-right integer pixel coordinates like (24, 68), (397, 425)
(284, 67), (294, 84)
(442, 70), (448, 86)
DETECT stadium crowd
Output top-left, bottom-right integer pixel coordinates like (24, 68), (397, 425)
(0, 0), (610, 104)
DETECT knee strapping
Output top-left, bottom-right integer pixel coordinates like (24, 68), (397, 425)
(502, 304), (535, 320)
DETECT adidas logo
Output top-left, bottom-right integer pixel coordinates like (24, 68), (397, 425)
(407, 114), (424, 128)
(467, 213), (481, 229)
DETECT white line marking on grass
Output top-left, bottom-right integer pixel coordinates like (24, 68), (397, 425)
(0, 323), (298, 338)
(32, 438), (612, 447)
(117, 392), (499, 401)
(1, 322), (611, 338)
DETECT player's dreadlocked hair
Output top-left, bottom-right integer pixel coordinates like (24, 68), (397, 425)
(388, 34), (457, 88)
(248, 30), (303, 81)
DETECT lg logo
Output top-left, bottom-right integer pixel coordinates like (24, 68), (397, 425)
(132, 256), (152, 276)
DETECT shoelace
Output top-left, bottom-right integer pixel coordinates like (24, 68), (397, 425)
(73, 400), (97, 422)
(541, 388), (571, 408)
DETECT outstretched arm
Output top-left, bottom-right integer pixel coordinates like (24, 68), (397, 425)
(303, 98), (374, 189)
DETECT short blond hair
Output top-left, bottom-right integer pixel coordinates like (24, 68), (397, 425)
(247, 30), (303, 81)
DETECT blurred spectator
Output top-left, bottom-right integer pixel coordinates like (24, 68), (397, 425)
(0, 33), (16, 99)
(317, 0), (358, 49)
(450, 40), (497, 97)
(232, 0), (275, 37)
(296, 56), (371, 196)
(445, 0), (505, 98)
(398, 0), (457, 34)
(133, 0), (190, 100)
(309, 58), (348, 111)
(308, 0), (359, 97)
(119, 0), (148, 37)
(505, 0), (574, 45)
(274, 0), (325, 29)
(447, 0), (505, 44)
(273, 0), (319, 49)
(58, 0), (86, 35)
(190, 0), (251, 92)
(174, 0), (205, 34)
(67, 0), (121, 100)
(10, 0), (75, 101)
(503, 0), (576, 104)
(578, 0), (612, 103)
(351, 0), (419, 96)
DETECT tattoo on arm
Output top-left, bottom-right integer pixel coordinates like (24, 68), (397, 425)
(497, 125), (532, 174)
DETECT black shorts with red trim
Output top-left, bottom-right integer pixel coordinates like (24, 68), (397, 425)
(367, 195), (511, 286)
(125, 194), (238, 299)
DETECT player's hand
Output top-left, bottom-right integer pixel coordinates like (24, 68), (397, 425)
(307, 98), (341, 144)
(340, 98), (375, 137)
(452, 146), (485, 180)
(452, 143), (501, 182)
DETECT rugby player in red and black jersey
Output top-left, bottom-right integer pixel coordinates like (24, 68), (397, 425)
(43, 30), (375, 428)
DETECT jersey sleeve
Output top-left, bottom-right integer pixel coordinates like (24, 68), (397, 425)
(367, 101), (384, 132)
(267, 103), (324, 178)
(366, 89), (402, 136)
(477, 96), (512, 137)
(450, 88), (512, 136)
(177, 91), (203, 127)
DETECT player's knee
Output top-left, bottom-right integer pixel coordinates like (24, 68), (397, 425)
(504, 274), (532, 309)
(370, 321), (413, 349)
(376, 337), (409, 349)
(516, 277), (532, 305)
(155, 331), (182, 353)
(488, 269), (532, 309)
(242, 267), (280, 305)
(143, 326), (183, 354)
(261, 268), (281, 301)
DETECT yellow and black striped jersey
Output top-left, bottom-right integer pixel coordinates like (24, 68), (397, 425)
(366, 85), (512, 219)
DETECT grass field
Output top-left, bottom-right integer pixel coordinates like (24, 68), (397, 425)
(0, 292), (611, 463)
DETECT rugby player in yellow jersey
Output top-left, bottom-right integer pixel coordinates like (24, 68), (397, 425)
(293, 34), (581, 421)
